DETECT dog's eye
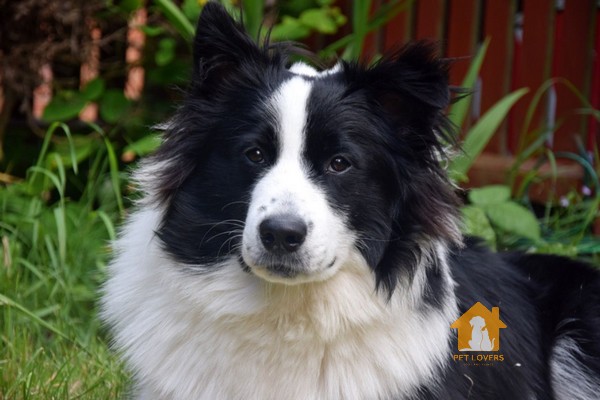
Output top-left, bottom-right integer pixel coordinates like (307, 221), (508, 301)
(328, 156), (351, 173)
(245, 148), (265, 164)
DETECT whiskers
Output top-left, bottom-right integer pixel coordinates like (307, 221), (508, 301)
(198, 219), (246, 257)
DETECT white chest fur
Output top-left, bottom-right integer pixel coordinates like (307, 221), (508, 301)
(102, 209), (457, 400)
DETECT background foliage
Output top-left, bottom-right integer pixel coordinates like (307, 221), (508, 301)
(1, 1), (598, 398)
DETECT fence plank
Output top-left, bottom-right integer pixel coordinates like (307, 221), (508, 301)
(445, 0), (480, 86)
(125, 8), (147, 100)
(32, 65), (53, 120)
(588, 8), (600, 153)
(414, 0), (446, 43)
(551, 0), (596, 153)
(79, 24), (101, 122)
(383, 0), (414, 51)
(363, 0), (383, 60)
(480, 0), (516, 154)
(508, 0), (554, 154)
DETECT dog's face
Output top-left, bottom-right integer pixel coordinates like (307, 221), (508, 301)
(149, 3), (460, 292)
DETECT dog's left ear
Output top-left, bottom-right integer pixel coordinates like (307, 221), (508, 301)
(192, 2), (269, 87)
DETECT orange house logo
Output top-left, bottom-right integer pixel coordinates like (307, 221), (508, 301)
(451, 302), (507, 352)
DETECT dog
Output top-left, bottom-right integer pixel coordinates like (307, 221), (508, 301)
(101, 2), (600, 399)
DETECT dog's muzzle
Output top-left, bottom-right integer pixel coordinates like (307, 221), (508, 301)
(259, 214), (307, 254)
(248, 213), (309, 278)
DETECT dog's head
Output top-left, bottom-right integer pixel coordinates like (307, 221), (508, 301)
(144, 2), (461, 294)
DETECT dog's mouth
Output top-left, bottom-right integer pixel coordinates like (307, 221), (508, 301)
(263, 264), (299, 278)
(241, 256), (339, 285)
(244, 261), (302, 281)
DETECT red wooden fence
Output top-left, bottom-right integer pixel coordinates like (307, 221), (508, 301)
(369, 0), (599, 159)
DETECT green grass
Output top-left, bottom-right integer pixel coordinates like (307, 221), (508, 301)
(0, 124), (128, 398)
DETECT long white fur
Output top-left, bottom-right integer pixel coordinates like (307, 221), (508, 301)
(102, 211), (457, 399)
(102, 74), (459, 400)
(550, 336), (600, 400)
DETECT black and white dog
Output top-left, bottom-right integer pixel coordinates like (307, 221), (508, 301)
(102, 3), (600, 399)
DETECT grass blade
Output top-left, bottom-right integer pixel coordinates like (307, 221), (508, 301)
(0, 294), (70, 341)
(448, 38), (490, 128)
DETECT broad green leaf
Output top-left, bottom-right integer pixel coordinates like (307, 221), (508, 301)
(81, 78), (105, 101)
(271, 16), (311, 41)
(461, 205), (496, 249)
(300, 8), (341, 34)
(42, 93), (87, 122)
(100, 90), (130, 124)
(482, 202), (541, 241)
(450, 88), (529, 180)
(468, 185), (511, 205)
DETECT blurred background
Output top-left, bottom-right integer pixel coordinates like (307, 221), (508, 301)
(1, 0), (599, 397)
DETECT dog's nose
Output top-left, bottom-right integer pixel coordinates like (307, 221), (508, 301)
(259, 215), (307, 253)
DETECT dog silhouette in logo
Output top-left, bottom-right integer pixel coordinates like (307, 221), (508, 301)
(460, 316), (495, 351)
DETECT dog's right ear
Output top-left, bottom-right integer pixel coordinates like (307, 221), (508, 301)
(192, 2), (265, 85)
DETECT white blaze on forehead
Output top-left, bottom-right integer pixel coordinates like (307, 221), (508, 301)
(270, 76), (313, 162)
(242, 75), (354, 282)
(289, 61), (343, 78)
(288, 62), (319, 77)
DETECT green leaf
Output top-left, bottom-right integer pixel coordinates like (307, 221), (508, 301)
(450, 88), (529, 180)
(448, 38), (489, 128)
(123, 134), (161, 157)
(81, 78), (105, 101)
(461, 205), (496, 249)
(116, 0), (143, 13)
(100, 90), (130, 124)
(482, 202), (541, 241)
(42, 93), (87, 122)
(468, 185), (511, 205)
(346, 0), (372, 60)
(241, 0), (264, 39)
(300, 8), (338, 34)
(154, 0), (195, 42)
(51, 135), (97, 170)
(322, 0), (409, 60)
(271, 16), (312, 41)
(155, 38), (176, 66)
(139, 25), (165, 37)
(534, 242), (578, 257)
(182, 0), (202, 21)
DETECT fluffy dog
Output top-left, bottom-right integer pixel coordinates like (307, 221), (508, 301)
(102, 3), (600, 399)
